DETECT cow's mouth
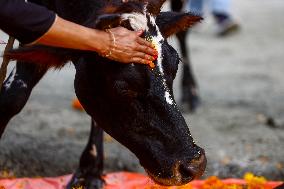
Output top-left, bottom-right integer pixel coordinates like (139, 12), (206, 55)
(145, 151), (207, 186)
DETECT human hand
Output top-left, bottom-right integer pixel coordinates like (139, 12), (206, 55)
(100, 27), (158, 65)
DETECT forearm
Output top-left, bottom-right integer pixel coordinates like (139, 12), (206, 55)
(34, 16), (109, 54)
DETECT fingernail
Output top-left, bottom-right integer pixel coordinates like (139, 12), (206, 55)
(153, 54), (158, 59)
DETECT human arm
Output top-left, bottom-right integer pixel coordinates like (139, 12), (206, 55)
(36, 16), (157, 64)
(0, 0), (157, 64)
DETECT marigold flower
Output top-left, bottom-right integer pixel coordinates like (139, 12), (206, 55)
(244, 172), (267, 189)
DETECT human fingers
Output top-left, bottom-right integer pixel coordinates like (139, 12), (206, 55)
(135, 30), (156, 50)
(134, 30), (154, 49)
(137, 36), (156, 49)
(133, 52), (155, 61)
(135, 44), (158, 58)
(130, 57), (152, 65)
(137, 39), (157, 56)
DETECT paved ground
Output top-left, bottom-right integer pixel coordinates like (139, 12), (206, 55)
(1, 0), (284, 180)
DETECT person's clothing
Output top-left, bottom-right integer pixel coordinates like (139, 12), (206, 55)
(210, 0), (230, 15)
(189, 0), (231, 16)
(188, 0), (239, 36)
(188, 0), (204, 16)
(0, 0), (56, 44)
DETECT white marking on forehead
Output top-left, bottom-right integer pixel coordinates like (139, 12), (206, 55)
(148, 15), (175, 106)
(90, 144), (97, 157)
(121, 13), (148, 31)
(165, 91), (173, 105)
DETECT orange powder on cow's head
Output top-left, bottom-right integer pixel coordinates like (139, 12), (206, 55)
(145, 36), (158, 69)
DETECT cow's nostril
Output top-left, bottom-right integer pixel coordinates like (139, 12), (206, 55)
(179, 164), (194, 181)
(179, 151), (207, 181)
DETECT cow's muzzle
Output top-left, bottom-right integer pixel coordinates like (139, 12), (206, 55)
(178, 149), (207, 181)
(146, 148), (206, 186)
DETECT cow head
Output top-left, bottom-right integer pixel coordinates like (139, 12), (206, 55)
(5, 0), (206, 186)
(76, 1), (206, 186)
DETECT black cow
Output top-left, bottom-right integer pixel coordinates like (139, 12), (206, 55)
(0, 0), (206, 188)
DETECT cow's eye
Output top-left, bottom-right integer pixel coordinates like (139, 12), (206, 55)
(120, 89), (139, 98)
(113, 81), (140, 99)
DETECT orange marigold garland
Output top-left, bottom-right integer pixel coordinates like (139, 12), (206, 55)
(0, 172), (282, 189)
(244, 172), (268, 189)
(143, 173), (277, 189)
(200, 173), (273, 189)
(203, 176), (245, 189)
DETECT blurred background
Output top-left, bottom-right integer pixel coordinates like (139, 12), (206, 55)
(0, 0), (284, 180)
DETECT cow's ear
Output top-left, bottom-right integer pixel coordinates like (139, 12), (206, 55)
(156, 12), (202, 38)
(94, 14), (122, 30)
(146, 0), (166, 15)
(5, 46), (72, 68)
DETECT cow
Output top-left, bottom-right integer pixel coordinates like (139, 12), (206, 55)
(0, 0), (206, 188)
